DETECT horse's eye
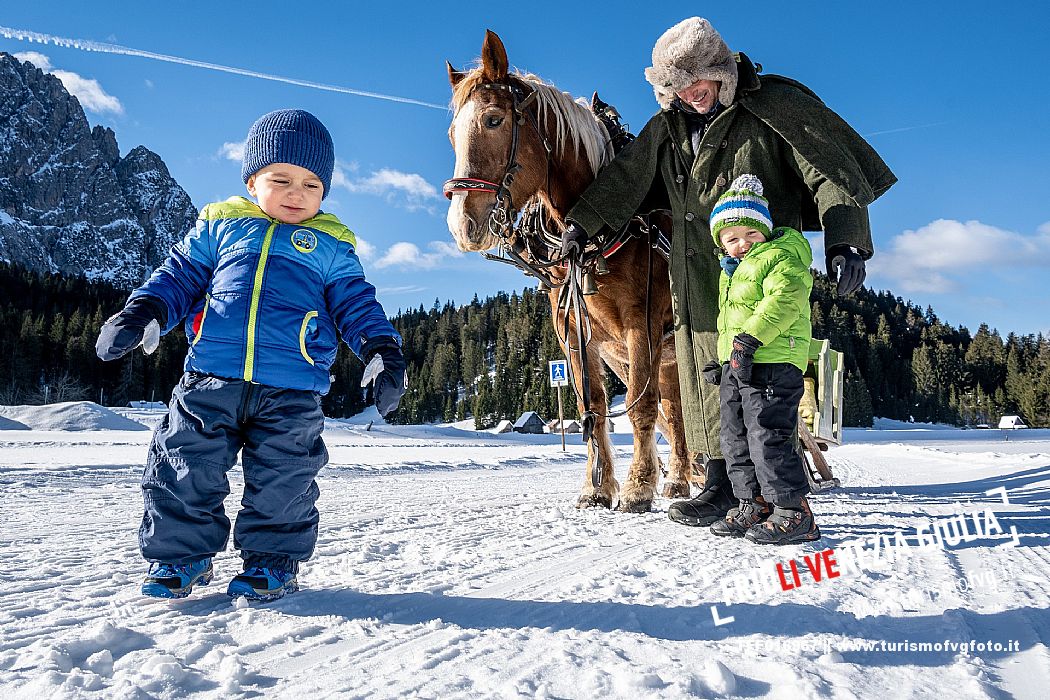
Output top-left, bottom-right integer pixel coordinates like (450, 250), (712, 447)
(485, 115), (504, 129)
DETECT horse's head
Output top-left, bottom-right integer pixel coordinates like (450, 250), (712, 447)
(447, 30), (621, 254)
(445, 31), (550, 251)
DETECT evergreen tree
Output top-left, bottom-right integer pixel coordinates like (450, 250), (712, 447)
(843, 371), (874, 427)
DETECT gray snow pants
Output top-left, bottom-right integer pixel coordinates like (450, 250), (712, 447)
(139, 372), (328, 571)
(719, 362), (809, 506)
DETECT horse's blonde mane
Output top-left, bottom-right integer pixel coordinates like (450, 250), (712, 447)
(451, 68), (613, 176)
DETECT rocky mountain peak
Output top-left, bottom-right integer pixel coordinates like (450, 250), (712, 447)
(0, 51), (197, 288)
(91, 125), (120, 168)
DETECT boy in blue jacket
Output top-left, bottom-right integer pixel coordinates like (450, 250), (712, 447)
(96, 110), (406, 601)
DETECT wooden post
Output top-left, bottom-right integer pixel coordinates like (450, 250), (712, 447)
(557, 384), (565, 451)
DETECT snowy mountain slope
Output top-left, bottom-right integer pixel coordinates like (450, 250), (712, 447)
(1, 423), (1048, 699)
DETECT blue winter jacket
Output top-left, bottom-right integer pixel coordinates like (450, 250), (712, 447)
(130, 197), (400, 394)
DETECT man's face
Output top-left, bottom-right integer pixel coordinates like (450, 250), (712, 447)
(246, 163), (324, 224)
(675, 79), (721, 114)
(719, 225), (766, 259)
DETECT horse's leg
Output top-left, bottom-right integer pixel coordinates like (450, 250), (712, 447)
(617, 326), (661, 513)
(571, 347), (619, 509)
(656, 342), (695, 498)
(604, 353), (667, 482)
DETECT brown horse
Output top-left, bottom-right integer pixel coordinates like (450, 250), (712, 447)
(444, 30), (699, 512)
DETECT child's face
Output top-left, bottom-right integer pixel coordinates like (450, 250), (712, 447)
(720, 225), (766, 259)
(247, 163), (324, 224)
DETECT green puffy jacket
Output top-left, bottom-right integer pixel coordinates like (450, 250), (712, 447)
(717, 227), (813, 371)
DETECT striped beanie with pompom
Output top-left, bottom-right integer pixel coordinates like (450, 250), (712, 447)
(710, 174), (772, 246)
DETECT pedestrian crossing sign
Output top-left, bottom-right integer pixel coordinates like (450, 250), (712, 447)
(549, 360), (568, 387)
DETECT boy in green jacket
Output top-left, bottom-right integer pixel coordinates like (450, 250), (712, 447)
(705, 174), (820, 544)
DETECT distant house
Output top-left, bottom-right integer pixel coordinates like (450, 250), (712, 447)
(547, 419), (581, 434)
(998, 415), (1029, 430)
(127, 401), (166, 410)
(513, 411), (546, 434)
(493, 419), (515, 434)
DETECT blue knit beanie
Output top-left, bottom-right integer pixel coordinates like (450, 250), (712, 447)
(241, 109), (335, 199)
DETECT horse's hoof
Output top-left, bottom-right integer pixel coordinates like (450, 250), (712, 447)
(576, 493), (613, 509)
(661, 481), (691, 499)
(617, 498), (653, 514)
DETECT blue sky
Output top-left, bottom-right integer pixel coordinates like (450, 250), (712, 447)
(2, 1), (1048, 335)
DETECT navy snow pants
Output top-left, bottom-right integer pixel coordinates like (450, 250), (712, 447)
(139, 372), (328, 570)
(719, 362), (809, 506)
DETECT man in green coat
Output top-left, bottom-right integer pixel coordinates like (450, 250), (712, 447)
(559, 17), (896, 526)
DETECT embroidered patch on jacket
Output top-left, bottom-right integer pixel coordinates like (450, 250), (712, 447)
(291, 229), (318, 254)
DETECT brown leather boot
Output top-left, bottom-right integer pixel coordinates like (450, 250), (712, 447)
(710, 496), (772, 537)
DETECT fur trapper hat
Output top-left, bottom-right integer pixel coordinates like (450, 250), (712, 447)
(644, 17), (739, 110)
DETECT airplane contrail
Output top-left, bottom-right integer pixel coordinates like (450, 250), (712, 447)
(863, 121), (947, 138)
(0, 25), (447, 110)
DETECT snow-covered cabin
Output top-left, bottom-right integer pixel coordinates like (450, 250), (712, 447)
(998, 415), (1029, 429)
(547, 419), (581, 434)
(493, 419), (515, 434)
(513, 411), (546, 434)
(127, 401), (166, 409)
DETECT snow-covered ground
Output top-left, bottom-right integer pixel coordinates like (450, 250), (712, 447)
(1, 404), (1049, 699)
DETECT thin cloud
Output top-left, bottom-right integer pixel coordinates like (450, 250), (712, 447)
(13, 51), (123, 115)
(13, 50), (51, 69)
(218, 141), (245, 162)
(335, 166), (441, 212)
(374, 241), (463, 270)
(2, 24), (444, 110)
(868, 219), (1050, 293)
(805, 232), (825, 271)
(353, 238), (377, 262)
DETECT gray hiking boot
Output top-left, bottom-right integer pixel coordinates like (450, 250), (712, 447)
(710, 497), (772, 537)
(745, 498), (821, 545)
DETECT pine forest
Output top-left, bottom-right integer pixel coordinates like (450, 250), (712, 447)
(1, 262), (1047, 429)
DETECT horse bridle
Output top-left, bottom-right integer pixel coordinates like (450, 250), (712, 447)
(443, 80), (549, 241)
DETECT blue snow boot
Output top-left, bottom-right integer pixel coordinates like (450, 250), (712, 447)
(141, 558), (213, 599)
(226, 566), (299, 602)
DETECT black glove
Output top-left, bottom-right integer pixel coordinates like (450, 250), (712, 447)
(826, 245), (866, 296)
(559, 222), (589, 259)
(729, 333), (762, 383)
(95, 296), (167, 361)
(701, 360), (723, 386)
(361, 337), (407, 417)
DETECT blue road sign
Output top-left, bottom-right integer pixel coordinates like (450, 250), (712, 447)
(549, 360), (569, 387)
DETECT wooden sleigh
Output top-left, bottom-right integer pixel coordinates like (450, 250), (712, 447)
(798, 338), (844, 492)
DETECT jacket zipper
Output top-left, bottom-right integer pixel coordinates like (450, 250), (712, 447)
(244, 221), (277, 382)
